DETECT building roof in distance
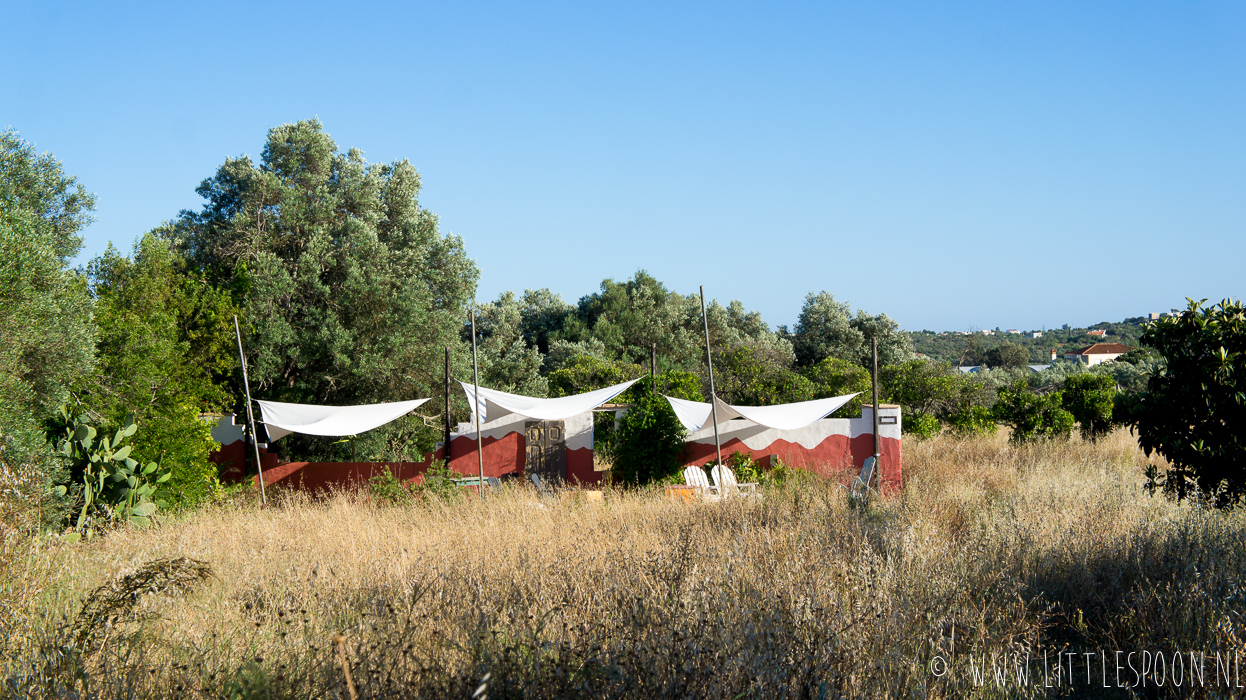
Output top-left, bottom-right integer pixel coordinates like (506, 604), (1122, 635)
(1067, 343), (1132, 355)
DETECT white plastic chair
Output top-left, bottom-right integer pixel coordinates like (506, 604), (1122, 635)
(711, 464), (760, 497)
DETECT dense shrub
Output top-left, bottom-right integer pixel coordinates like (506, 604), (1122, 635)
(1061, 373), (1117, 441)
(608, 390), (686, 486)
(903, 411), (941, 440)
(993, 382), (1074, 443)
(946, 405), (997, 437)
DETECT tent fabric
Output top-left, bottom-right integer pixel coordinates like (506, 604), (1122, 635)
(662, 393), (860, 433)
(256, 398), (431, 441)
(460, 378), (641, 423)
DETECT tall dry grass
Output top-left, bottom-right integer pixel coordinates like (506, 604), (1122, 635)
(3, 429), (1243, 699)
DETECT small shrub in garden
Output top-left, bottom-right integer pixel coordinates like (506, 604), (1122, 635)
(367, 469), (414, 505)
(946, 406), (997, 437)
(725, 450), (763, 484)
(903, 411), (941, 440)
(993, 381), (1074, 443)
(1061, 373), (1117, 441)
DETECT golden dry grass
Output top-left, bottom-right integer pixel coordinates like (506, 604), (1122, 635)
(3, 429), (1244, 699)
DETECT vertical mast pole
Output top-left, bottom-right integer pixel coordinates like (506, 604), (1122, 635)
(444, 346), (452, 462)
(470, 307), (486, 498)
(699, 286), (723, 469)
(233, 316), (267, 507)
(872, 336), (880, 460)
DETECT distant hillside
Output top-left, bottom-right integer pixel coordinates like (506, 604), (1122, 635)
(909, 316), (1152, 365)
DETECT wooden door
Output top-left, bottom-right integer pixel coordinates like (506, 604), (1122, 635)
(525, 420), (566, 483)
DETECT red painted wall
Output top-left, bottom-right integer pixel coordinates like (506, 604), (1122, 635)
(214, 428), (606, 493)
(681, 434), (901, 496)
(442, 433), (601, 486)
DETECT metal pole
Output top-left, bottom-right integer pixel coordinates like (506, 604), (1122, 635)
(470, 307), (485, 498)
(651, 343), (657, 394)
(699, 286), (723, 469)
(872, 336), (880, 460)
(444, 346), (452, 462)
(233, 316), (267, 507)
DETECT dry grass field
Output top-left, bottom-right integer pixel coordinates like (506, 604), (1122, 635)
(3, 429), (1245, 699)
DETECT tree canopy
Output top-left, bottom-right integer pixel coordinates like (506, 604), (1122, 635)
(0, 130), (96, 435)
(164, 119), (479, 410)
(789, 291), (913, 368)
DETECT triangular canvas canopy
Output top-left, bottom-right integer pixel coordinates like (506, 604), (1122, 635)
(460, 378), (641, 423)
(256, 398), (431, 441)
(663, 393), (860, 433)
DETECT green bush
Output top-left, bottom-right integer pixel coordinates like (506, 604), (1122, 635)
(946, 406), (997, 437)
(993, 382), (1074, 444)
(131, 404), (219, 509)
(1061, 373), (1117, 441)
(724, 450), (763, 484)
(904, 411), (941, 440)
(609, 391), (686, 487)
(367, 460), (459, 505)
(367, 469), (415, 505)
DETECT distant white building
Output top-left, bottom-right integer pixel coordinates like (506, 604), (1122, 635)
(1030, 331), (1043, 338)
(1062, 343), (1131, 367)
(1006, 329), (1021, 335)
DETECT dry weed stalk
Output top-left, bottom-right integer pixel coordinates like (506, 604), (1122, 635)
(1, 428), (1241, 699)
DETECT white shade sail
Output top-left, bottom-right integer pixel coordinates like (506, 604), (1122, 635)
(460, 378), (641, 423)
(662, 393), (860, 433)
(256, 398), (431, 441)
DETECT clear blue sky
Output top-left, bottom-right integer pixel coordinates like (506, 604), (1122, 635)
(5, 1), (1243, 332)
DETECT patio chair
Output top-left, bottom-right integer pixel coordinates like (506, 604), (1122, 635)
(682, 465), (720, 498)
(843, 456), (877, 504)
(711, 464), (760, 497)
(529, 473), (558, 498)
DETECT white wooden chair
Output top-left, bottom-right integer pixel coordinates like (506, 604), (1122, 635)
(711, 464), (760, 497)
(682, 465), (720, 499)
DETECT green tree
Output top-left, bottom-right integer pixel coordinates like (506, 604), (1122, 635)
(790, 291), (913, 368)
(880, 360), (959, 417)
(517, 288), (575, 355)
(790, 292), (860, 367)
(0, 129), (97, 262)
(84, 234), (240, 506)
(713, 344), (813, 406)
(0, 130), (97, 421)
(471, 292), (548, 397)
(1125, 298), (1246, 506)
(547, 355), (643, 398)
(0, 130), (97, 527)
(163, 120), (478, 458)
(800, 357), (871, 415)
(1061, 373), (1117, 441)
(983, 342), (1029, 369)
(566, 271), (792, 374)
